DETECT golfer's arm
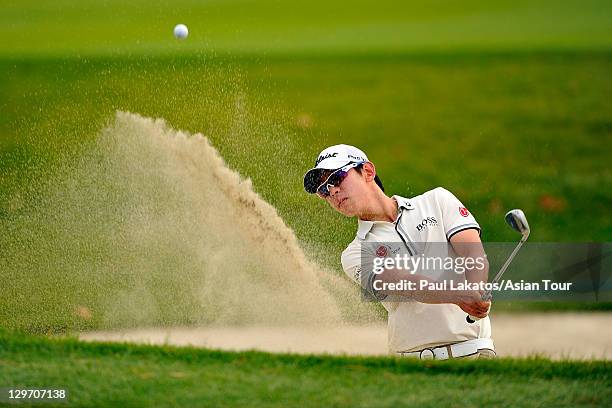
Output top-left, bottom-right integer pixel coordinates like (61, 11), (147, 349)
(372, 268), (474, 305)
(450, 228), (489, 284)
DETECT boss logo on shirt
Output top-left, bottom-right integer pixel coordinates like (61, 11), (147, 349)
(416, 217), (438, 232)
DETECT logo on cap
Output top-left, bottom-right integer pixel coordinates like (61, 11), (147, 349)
(315, 152), (338, 166)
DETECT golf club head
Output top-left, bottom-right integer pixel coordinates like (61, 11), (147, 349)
(505, 209), (530, 237)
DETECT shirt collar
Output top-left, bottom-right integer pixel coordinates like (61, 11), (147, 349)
(392, 194), (414, 211)
(356, 195), (414, 240)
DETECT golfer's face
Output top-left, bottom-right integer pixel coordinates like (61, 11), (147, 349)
(322, 169), (363, 216)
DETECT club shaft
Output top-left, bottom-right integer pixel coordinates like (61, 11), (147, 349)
(466, 232), (529, 323)
(482, 234), (528, 299)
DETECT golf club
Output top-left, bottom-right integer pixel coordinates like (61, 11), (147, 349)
(466, 209), (530, 323)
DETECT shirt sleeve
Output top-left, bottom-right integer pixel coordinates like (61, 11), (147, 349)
(341, 241), (387, 300)
(433, 187), (481, 240)
(341, 241), (363, 285)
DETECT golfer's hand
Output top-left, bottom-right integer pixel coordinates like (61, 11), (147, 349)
(457, 291), (491, 318)
(459, 300), (490, 318)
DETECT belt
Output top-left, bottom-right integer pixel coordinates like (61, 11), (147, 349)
(398, 338), (495, 360)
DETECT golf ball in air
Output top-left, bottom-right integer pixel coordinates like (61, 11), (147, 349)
(174, 24), (189, 40)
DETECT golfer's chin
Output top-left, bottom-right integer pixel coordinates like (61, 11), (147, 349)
(335, 199), (356, 217)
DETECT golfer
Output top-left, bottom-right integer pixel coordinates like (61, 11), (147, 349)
(304, 144), (495, 359)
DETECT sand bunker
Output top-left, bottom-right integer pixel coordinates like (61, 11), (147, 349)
(3, 111), (377, 331)
(80, 312), (612, 360)
(9, 112), (609, 361)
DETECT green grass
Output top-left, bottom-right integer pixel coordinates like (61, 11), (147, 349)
(1, 0), (611, 57)
(1, 329), (610, 407)
(2, 54), (610, 244)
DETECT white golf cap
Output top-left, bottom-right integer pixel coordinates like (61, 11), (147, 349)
(303, 144), (369, 193)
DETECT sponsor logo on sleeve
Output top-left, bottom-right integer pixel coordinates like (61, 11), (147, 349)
(375, 245), (388, 257)
(459, 207), (470, 217)
(353, 266), (361, 282)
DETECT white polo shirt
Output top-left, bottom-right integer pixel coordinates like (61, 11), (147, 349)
(341, 187), (492, 353)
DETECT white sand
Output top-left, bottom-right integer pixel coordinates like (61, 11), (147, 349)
(79, 312), (612, 360)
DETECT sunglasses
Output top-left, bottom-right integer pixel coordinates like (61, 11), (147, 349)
(316, 161), (364, 198)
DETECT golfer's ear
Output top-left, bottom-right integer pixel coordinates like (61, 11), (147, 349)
(362, 162), (376, 182)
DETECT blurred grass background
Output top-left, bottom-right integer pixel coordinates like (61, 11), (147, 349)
(1, 0), (611, 331)
(1, 0), (611, 56)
